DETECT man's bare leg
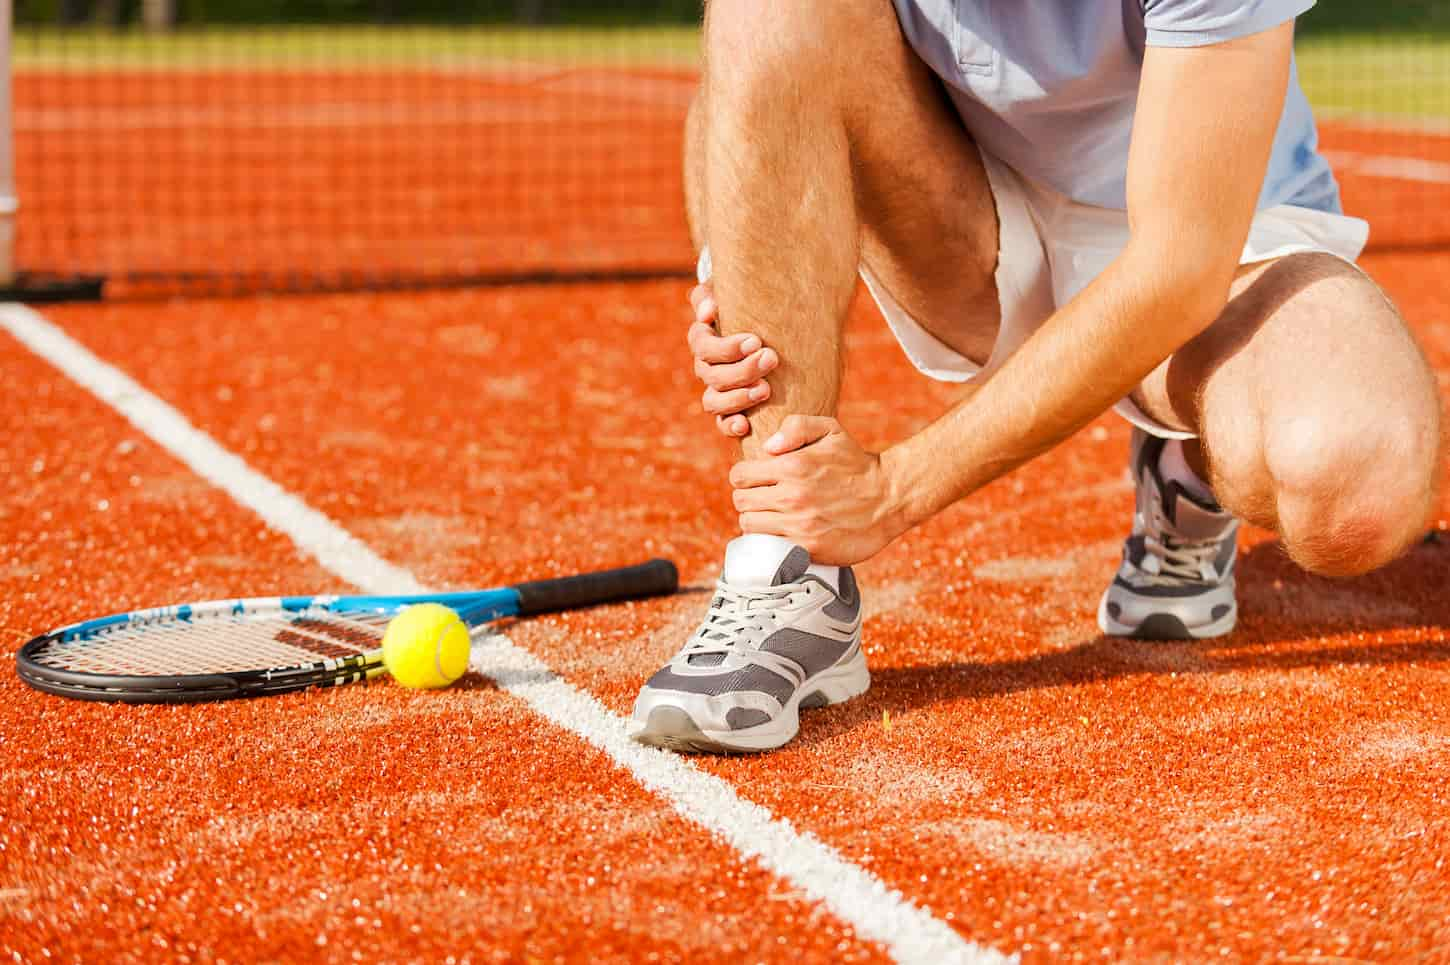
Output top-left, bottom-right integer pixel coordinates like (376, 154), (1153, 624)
(688, 0), (1000, 456)
(1133, 254), (1442, 578)
(630, 0), (1000, 753)
(698, 9), (856, 454)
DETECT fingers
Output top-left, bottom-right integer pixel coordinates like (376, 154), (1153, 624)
(731, 483), (799, 513)
(685, 284), (769, 371)
(737, 510), (791, 539)
(702, 382), (770, 418)
(764, 415), (839, 454)
(694, 347), (779, 391)
(685, 285), (773, 426)
(688, 282), (715, 320)
(728, 416), (841, 483)
(688, 322), (762, 365)
(685, 285), (774, 440)
(717, 414), (750, 438)
(730, 456), (793, 489)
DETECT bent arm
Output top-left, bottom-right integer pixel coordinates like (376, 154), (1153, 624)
(881, 22), (1297, 529)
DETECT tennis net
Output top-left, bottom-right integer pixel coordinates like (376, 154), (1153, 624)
(5, 3), (1449, 300)
(8, 11), (699, 297)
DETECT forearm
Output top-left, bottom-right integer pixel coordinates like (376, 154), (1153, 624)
(728, 24), (1289, 562)
(874, 17), (1295, 527)
(883, 245), (1230, 527)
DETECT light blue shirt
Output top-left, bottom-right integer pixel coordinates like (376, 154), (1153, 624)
(892, 0), (1341, 214)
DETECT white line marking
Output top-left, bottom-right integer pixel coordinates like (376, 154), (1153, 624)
(15, 67), (693, 132)
(2, 307), (421, 595)
(1326, 150), (1450, 185)
(16, 100), (674, 132)
(1319, 110), (1450, 138)
(0, 302), (1011, 965)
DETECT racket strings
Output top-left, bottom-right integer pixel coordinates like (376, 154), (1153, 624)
(28, 608), (390, 677)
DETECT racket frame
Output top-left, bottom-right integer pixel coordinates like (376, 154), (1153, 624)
(16, 558), (677, 704)
(17, 590), (519, 704)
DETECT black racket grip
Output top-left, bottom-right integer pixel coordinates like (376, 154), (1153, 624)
(513, 558), (679, 616)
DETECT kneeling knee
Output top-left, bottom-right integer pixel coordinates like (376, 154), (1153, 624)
(1268, 415), (1440, 577)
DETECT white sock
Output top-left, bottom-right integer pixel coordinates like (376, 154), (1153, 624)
(722, 533), (842, 591)
(1158, 438), (1215, 504)
(806, 562), (842, 593)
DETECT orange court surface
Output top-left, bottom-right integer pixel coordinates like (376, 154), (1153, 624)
(3, 59), (1450, 965)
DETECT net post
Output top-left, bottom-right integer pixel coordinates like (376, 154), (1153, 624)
(0, 0), (15, 288)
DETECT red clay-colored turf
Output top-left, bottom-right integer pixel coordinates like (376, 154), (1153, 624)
(5, 60), (1450, 964)
(4, 242), (1448, 961)
(0, 331), (883, 964)
(1320, 122), (1450, 253)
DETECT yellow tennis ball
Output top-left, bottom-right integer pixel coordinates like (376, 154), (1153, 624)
(382, 603), (471, 690)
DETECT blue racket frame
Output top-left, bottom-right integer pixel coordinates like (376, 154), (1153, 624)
(17, 559), (677, 704)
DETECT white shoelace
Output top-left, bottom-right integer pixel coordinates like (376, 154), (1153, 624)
(1136, 503), (1233, 584)
(680, 580), (808, 663)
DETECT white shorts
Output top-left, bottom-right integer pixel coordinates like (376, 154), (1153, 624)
(696, 150), (1370, 440)
(861, 151), (1371, 439)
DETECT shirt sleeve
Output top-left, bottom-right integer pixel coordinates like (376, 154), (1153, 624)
(1143, 0), (1315, 47)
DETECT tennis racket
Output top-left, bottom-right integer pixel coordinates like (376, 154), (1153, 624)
(17, 558), (678, 704)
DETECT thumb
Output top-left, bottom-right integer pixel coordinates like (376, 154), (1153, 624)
(764, 415), (839, 455)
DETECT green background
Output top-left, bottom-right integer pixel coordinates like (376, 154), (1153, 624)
(15, 0), (1450, 30)
(14, 0), (1450, 120)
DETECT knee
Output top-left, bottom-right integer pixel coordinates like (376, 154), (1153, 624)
(1268, 409), (1442, 577)
(704, 0), (880, 106)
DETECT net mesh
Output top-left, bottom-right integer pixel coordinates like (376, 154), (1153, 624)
(27, 603), (390, 676)
(12, 16), (698, 296)
(9, 4), (1450, 298)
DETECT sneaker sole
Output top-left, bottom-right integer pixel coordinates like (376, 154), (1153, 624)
(629, 651), (871, 754)
(1096, 591), (1237, 640)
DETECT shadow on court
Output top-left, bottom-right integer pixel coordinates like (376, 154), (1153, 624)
(794, 536), (1450, 747)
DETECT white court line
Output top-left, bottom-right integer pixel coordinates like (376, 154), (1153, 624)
(0, 302), (1012, 965)
(1319, 110), (1450, 138)
(1325, 150), (1450, 185)
(15, 100), (664, 132)
(16, 65), (693, 132)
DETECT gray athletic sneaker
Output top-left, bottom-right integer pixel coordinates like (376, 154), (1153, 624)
(630, 538), (868, 753)
(1098, 428), (1240, 640)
